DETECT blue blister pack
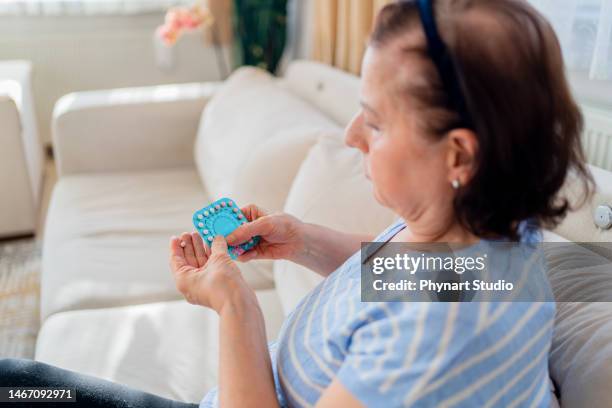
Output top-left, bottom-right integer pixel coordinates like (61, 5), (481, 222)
(192, 198), (260, 260)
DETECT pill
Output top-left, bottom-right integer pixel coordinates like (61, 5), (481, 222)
(203, 229), (209, 235)
(207, 236), (213, 241)
(198, 222), (204, 228)
(233, 208), (239, 213)
(221, 202), (227, 207)
(180, 241), (186, 248)
(238, 214), (244, 219)
(204, 211), (209, 217)
(197, 214), (204, 220)
(210, 208), (215, 213)
(215, 204), (220, 210)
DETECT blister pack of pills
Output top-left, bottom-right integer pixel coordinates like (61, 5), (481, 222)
(192, 198), (260, 259)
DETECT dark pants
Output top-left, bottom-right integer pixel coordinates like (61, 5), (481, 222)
(0, 358), (200, 408)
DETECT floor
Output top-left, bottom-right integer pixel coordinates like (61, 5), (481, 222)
(0, 238), (42, 358)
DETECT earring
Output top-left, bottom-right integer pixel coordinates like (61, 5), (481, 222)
(451, 179), (461, 190)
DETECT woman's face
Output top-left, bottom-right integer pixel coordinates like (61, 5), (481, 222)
(345, 40), (458, 226)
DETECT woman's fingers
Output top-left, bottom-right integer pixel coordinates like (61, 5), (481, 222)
(191, 232), (208, 267)
(211, 235), (229, 256)
(170, 235), (185, 257)
(170, 235), (201, 303)
(170, 236), (188, 272)
(226, 216), (270, 246)
(180, 232), (199, 268)
(228, 204), (270, 246)
(240, 204), (257, 222)
(236, 249), (258, 263)
(241, 204), (267, 222)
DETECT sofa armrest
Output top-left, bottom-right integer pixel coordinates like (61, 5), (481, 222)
(0, 91), (36, 236)
(52, 81), (223, 177)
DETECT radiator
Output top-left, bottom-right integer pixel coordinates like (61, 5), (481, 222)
(582, 105), (612, 171)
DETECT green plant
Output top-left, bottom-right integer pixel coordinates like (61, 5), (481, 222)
(233, 0), (287, 74)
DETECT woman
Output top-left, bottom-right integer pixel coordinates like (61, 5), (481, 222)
(0, 0), (592, 407)
(171, 0), (592, 406)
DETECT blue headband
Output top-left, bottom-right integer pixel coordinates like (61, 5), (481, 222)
(416, 0), (474, 130)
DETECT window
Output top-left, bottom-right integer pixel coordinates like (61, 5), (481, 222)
(529, 0), (612, 106)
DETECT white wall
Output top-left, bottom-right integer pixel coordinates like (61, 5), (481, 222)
(0, 12), (231, 145)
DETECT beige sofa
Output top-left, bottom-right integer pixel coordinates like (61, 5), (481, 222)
(0, 60), (44, 238)
(37, 60), (612, 406)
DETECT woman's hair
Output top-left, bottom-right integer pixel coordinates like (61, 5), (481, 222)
(370, 0), (593, 240)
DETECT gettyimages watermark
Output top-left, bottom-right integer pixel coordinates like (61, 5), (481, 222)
(360, 242), (612, 302)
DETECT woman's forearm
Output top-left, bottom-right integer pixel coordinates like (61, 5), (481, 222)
(218, 290), (279, 408)
(290, 223), (374, 277)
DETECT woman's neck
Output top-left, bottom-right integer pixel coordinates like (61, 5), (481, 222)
(390, 219), (480, 244)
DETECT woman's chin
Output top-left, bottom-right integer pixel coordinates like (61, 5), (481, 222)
(370, 185), (386, 207)
(365, 172), (389, 209)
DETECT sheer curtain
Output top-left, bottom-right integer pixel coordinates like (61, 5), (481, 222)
(311, 0), (392, 75)
(530, 0), (612, 171)
(529, 0), (612, 81)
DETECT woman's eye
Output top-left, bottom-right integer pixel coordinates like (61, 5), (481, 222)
(365, 122), (381, 133)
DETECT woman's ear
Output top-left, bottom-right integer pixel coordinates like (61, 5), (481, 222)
(446, 129), (479, 186)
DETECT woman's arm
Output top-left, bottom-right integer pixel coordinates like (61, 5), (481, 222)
(290, 222), (375, 277)
(170, 233), (279, 408)
(218, 290), (279, 408)
(219, 294), (365, 408)
(316, 379), (364, 408)
(227, 205), (375, 277)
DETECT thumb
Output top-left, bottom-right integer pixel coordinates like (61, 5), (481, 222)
(227, 217), (268, 245)
(211, 235), (228, 255)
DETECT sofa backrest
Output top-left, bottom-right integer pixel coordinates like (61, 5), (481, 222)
(194, 66), (340, 211)
(281, 60), (360, 127)
(282, 60), (612, 244)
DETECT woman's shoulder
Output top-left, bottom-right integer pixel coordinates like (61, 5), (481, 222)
(373, 218), (406, 242)
(517, 218), (543, 244)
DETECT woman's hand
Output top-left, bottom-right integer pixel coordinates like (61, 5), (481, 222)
(226, 204), (306, 263)
(226, 203), (372, 277)
(169, 232), (253, 313)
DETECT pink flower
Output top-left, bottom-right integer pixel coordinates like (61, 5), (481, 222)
(164, 9), (180, 27)
(156, 24), (178, 46)
(156, 3), (213, 46)
(179, 13), (199, 29)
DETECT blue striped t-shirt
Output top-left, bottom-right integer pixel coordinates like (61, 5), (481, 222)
(201, 219), (555, 407)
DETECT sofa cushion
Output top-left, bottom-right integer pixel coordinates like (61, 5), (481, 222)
(194, 66), (340, 214)
(42, 168), (274, 320)
(542, 164), (612, 406)
(274, 133), (396, 315)
(545, 243), (612, 407)
(35, 291), (284, 403)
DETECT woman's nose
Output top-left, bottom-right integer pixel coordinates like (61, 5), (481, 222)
(344, 113), (368, 153)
